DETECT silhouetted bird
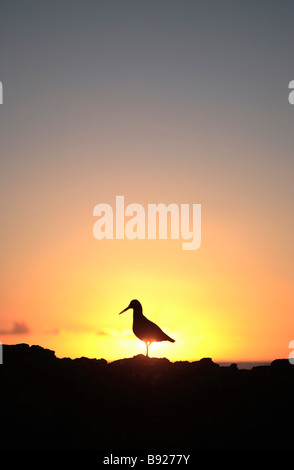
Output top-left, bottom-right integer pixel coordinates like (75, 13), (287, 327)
(119, 299), (175, 357)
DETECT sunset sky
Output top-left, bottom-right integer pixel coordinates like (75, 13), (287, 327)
(0, 1), (293, 362)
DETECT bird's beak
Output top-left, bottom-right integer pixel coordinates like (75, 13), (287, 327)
(119, 306), (130, 315)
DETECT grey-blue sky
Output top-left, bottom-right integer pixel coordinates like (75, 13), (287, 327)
(1, 2), (293, 149)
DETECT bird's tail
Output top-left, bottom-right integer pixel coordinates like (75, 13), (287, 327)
(166, 334), (175, 343)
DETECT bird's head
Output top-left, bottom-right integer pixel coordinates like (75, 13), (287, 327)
(119, 299), (141, 314)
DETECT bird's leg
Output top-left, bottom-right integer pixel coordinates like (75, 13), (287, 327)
(146, 342), (149, 357)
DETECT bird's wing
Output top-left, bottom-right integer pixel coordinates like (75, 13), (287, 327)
(142, 316), (174, 342)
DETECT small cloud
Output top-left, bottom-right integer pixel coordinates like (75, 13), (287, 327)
(0, 321), (30, 335)
(45, 327), (60, 335)
(96, 329), (110, 336)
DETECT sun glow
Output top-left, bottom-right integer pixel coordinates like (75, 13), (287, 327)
(1, 127), (292, 364)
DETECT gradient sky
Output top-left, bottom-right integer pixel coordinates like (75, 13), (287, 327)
(0, 0), (293, 362)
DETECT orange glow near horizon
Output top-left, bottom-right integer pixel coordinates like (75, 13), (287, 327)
(1, 204), (293, 363)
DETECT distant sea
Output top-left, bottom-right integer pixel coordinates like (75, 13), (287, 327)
(217, 361), (271, 369)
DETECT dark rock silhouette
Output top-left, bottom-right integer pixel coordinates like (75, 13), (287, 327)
(1, 344), (294, 450)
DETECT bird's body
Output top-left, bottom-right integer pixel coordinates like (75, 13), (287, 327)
(119, 299), (175, 356)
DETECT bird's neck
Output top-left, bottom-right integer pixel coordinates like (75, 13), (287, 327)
(132, 306), (143, 319)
